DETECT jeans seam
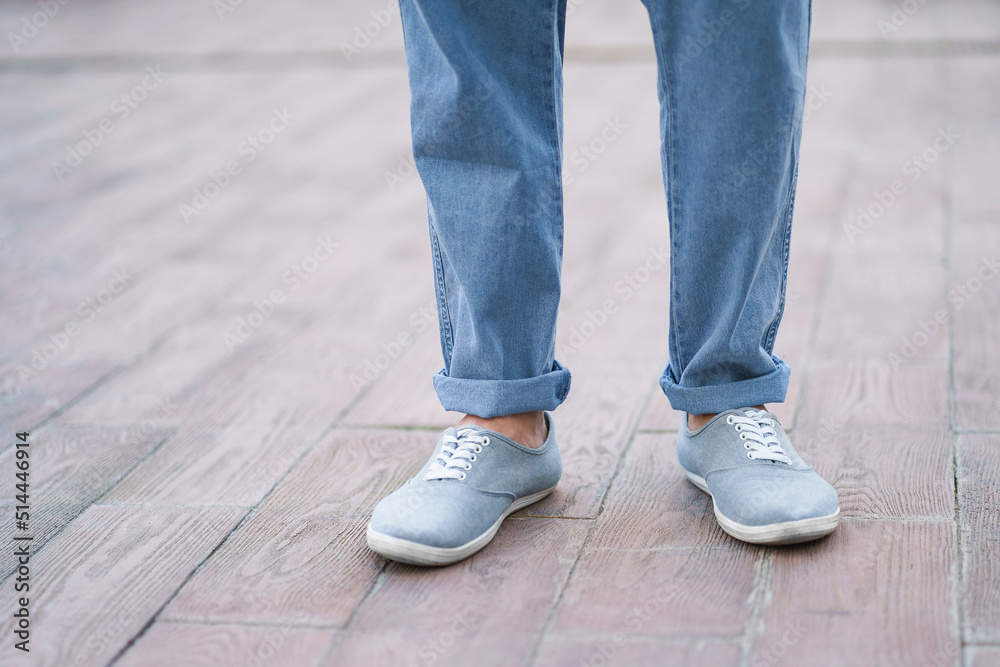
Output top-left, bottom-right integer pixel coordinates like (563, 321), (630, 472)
(763, 0), (811, 357)
(762, 116), (801, 356)
(429, 224), (455, 364)
(647, 0), (685, 379)
(763, 204), (792, 354)
(547, 0), (564, 369)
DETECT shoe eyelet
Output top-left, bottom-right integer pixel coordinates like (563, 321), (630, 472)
(739, 433), (746, 440)
(726, 416), (735, 425)
(469, 454), (477, 462)
(482, 437), (491, 446)
(746, 452), (754, 459)
(459, 472), (467, 480)
(475, 446), (483, 453)
(744, 443), (751, 449)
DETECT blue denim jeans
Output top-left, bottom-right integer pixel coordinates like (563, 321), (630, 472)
(400, 0), (810, 417)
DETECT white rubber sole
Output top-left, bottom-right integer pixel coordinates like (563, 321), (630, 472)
(684, 471), (839, 545)
(366, 485), (557, 566)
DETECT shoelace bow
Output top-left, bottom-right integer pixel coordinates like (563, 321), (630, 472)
(424, 428), (491, 481)
(727, 409), (791, 464)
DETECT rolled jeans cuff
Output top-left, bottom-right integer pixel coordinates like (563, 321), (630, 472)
(433, 361), (572, 418)
(659, 355), (791, 415)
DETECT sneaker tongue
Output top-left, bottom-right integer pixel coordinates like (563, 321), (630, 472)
(451, 424), (533, 450)
(454, 424), (486, 437)
(463, 425), (519, 447)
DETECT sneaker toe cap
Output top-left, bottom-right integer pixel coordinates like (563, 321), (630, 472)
(369, 483), (511, 549)
(707, 467), (839, 527)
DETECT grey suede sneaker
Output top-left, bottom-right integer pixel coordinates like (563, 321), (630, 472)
(677, 408), (839, 545)
(366, 413), (561, 566)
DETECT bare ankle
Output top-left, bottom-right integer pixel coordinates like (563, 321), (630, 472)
(688, 405), (766, 431)
(458, 411), (547, 449)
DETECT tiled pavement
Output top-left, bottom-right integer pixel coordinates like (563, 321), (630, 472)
(1, 1), (999, 666)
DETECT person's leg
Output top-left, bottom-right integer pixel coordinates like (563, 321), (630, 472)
(641, 0), (807, 416)
(642, 0), (839, 545)
(401, 0), (571, 448)
(367, 0), (569, 566)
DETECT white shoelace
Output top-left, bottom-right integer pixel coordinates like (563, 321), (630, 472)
(726, 409), (791, 464)
(424, 428), (491, 481)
